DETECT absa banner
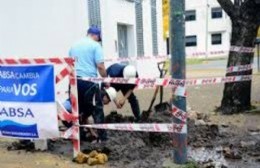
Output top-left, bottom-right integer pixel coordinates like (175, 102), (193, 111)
(0, 65), (59, 139)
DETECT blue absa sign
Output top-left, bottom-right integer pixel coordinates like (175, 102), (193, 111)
(0, 65), (58, 139)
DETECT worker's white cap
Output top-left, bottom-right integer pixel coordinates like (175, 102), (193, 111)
(105, 87), (117, 101)
(123, 65), (137, 78)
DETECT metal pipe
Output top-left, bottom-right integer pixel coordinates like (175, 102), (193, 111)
(170, 0), (187, 164)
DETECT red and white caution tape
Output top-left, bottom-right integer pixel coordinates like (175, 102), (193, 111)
(104, 46), (254, 61)
(0, 46), (254, 65)
(191, 50), (227, 57)
(57, 101), (78, 122)
(104, 55), (168, 62)
(56, 66), (74, 84)
(226, 64), (253, 73)
(80, 123), (187, 134)
(80, 75), (252, 88)
(230, 46), (255, 53)
(185, 75), (252, 86)
(0, 58), (74, 65)
(68, 64), (80, 156)
(172, 105), (187, 123)
(60, 126), (79, 139)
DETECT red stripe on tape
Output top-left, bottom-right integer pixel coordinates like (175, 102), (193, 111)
(5, 59), (18, 64)
(34, 58), (46, 64)
(19, 59), (31, 64)
(49, 58), (63, 64)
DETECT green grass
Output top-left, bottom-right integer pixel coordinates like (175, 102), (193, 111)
(183, 161), (200, 168)
(186, 57), (227, 65)
(186, 59), (204, 65)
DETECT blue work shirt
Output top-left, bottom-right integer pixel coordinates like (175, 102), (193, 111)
(107, 63), (125, 77)
(69, 37), (104, 77)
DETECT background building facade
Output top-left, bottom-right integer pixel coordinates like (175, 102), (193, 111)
(0, 0), (233, 59)
(185, 0), (231, 58)
(93, 0), (166, 60)
(0, 0), (167, 60)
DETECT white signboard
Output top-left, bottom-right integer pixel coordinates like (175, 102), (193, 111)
(0, 65), (59, 139)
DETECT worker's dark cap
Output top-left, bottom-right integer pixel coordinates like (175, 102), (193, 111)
(87, 26), (102, 42)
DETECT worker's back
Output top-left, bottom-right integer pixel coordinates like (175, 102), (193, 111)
(69, 37), (103, 77)
(107, 63), (126, 77)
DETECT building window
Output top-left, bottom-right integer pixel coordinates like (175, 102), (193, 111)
(211, 33), (222, 45)
(88, 0), (102, 29)
(211, 7), (223, 19)
(186, 36), (197, 47)
(135, 0), (144, 56)
(151, 0), (158, 55)
(185, 10), (196, 21)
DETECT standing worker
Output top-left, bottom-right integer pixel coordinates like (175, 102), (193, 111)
(107, 63), (141, 121)
(69, 26), (108, 141)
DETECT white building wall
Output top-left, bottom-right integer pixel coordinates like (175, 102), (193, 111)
(142, 0), (153, 56)
(207, 0), (231, 55)
(185, 0), (231, 58)
(0, 0), (167, 78)
(135, 0), (167, 78)
(185, 0), (207, 57)
(0, 0), (88, 57)
(100, 0), (136, 61)
(99, 0), (166, 78)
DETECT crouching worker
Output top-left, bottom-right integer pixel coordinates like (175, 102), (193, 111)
(107, 64), (141, 121)
(62, 86), (117, 141)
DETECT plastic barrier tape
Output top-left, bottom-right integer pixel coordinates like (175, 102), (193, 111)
(80, 75), (252, 88)
(226, 64), (253, 73)
(80, 123), (187, 134)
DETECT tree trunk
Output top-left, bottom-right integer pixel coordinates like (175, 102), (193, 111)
(219, 1), (260, 114)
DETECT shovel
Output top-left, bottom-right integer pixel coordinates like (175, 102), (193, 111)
(154, 61), (170, 112)
(141, 85), (160, 120)
(141, 62), (170, 120)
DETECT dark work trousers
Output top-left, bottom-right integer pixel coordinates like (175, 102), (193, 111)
(77, 79), (107, 141)
(120, 87), (141, 121)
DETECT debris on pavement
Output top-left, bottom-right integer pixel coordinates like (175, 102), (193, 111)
(73, 150), (108, 165)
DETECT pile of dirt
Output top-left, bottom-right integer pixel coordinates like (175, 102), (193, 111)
(82, 111), (173, 168)
(7, 140), (35, 152)
(82, 131), (171, 168)
(82, 111), (225, 167)
(188, 119), (221, 148)
(220, 133), (260, 162)
(105, 111), (135, 123)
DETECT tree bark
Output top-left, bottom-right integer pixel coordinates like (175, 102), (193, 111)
(218, 0), (260, 114)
